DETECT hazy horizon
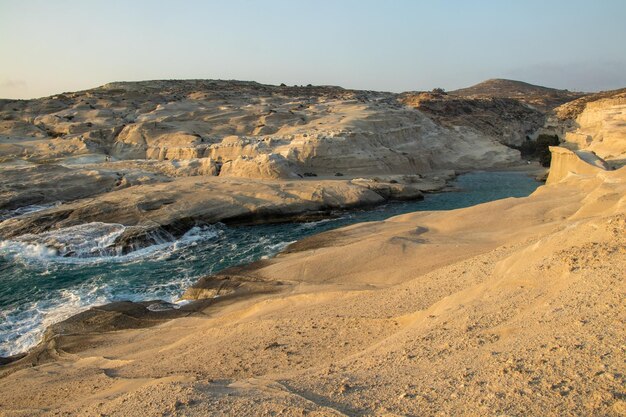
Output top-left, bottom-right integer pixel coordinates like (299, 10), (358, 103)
(2, 0), (625, 99)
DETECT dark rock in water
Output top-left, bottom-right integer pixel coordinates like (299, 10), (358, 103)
(358, 182), (424, 201)
(0, 352), (27, 366)
(112, 225), (177, 254)
(0, 209), (74, 239)
(47, 300), (194, 335)
(0, 176), (387, 252)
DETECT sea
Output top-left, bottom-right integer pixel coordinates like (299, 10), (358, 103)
(0, 171), (540, 357)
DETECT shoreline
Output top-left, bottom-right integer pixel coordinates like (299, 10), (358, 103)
(0, 171), (454, 247)
(0, 162), (545, 246)
(0, 151), (623, 415)
(0, 168), (541, 366)
(0, 73), (624, 414)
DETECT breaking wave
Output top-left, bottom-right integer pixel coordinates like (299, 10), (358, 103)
(0, 223), (219, 263)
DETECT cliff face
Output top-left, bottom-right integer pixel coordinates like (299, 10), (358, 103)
(2, 79), (623, 246)
(2, 152), (624, 417)
(555, 91), (626, 165)
(447, 80), (626, 159)
(0, 79), (529, 232)
(1, 81), (625, 416)
(545, 146), (609, 184)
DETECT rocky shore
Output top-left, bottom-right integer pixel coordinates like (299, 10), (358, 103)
(1, 145), (624, 416)
(0, 79), (534, 254)
(0, 78), (602, 255)
(0, 79), (624, 416)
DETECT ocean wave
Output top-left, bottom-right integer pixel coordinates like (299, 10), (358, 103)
(0, 277), (198, 357)
(0, 223), (221, 264)
(295, 217), (337, 230)
(0, 286), (110, 357)
(0, 223), (226, 357)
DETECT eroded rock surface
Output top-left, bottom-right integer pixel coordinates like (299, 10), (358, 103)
(2, 148), (624, 417)
(2, 79), (621, 253)
(0, 80), (521, 176)
(401, 91), (546, 147)
(1, 79), (625, 417)
(558, 90), (626, 164)
(0, 79), (537, 247)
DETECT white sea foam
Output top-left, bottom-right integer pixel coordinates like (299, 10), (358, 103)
(0, 224), (222, 357)
(0, 222), (330, 357)
(296, 217), (337, 230)
(0, 286), (110, 357)
(146, 301), (180, 312)
(0, 223), (221, 265)
(267, 240), (296, 252)
(5, 222), (127, 258)
(0, 202), (60, 221)
(0, 240), (59, 258)
(0, 259), (213, 357)
(0, 173), (541, 358)
(0, 222), (286, 357)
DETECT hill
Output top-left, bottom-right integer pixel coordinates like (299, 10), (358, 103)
(450, 78), (584, 111)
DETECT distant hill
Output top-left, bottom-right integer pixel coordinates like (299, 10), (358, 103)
(450, 79), (584, 111)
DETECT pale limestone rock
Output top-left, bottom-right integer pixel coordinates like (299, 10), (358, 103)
(562, 95), (626, 163)
(1, 80), (526, 175)
(545, 147), (609, 184)
(219, 154), (300, 179)
(0, 176), (385, 246)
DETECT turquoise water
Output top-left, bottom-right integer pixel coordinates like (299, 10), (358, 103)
(0, 171), (540, 357)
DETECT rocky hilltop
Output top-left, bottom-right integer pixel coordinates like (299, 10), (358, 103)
(0, 79), (520, 178)
(555, 89), (626, 165)
(0, 79), (529, 251)
(450, 78), (584, 111)
(400, 91), (545, 146)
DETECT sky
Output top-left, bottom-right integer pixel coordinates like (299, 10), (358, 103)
(1, 0), (625, 99)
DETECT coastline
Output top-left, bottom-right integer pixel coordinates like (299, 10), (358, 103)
(0, 167), (539, 366)
(0, 151), (624, 415)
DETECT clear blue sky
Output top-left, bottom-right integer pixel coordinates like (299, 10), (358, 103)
(1, 0), (625, 99)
